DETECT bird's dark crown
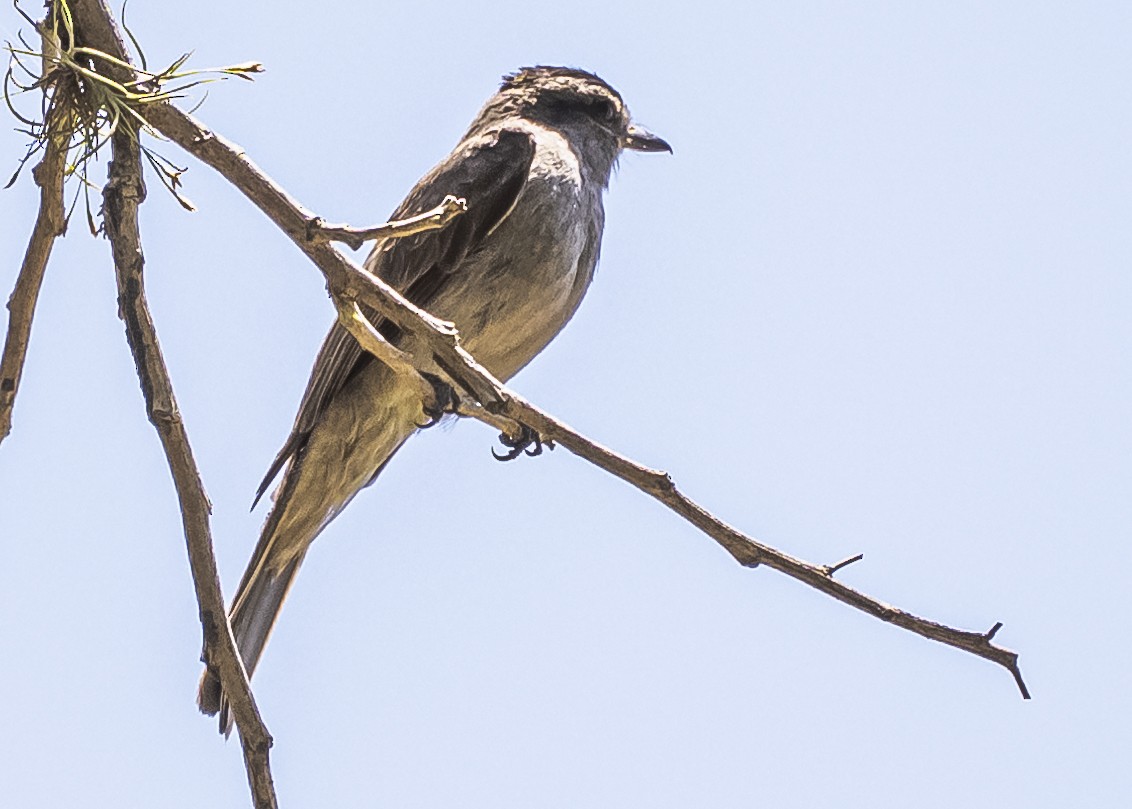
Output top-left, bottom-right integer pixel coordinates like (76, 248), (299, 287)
(501, 67), (622, 103)
(497, 66), (628, 132)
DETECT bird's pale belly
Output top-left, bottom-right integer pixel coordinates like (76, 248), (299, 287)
(459, 270), (580, 380)
(424, 205), (595, 382)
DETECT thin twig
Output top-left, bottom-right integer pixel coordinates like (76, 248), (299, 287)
(487, 392), (1030, 698)
(455, 394), (524, 438)
(334, 296), (434, 402)
(0, 131), (67, 445)
(310, 194), (467, 250)
(824, 553), (865, 577)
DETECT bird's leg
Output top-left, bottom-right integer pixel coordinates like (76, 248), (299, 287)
(417, 373), (460, 428)
(492, 422), (555, 461)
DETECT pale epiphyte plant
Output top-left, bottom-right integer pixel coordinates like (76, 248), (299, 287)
(4, 0), (262, 228)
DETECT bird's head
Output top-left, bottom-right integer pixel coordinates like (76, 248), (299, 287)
(478, 66), (671, 181)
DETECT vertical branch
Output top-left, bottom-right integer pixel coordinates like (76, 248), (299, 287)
(0, 137), (67, 444)
(102, 128), (278, 809)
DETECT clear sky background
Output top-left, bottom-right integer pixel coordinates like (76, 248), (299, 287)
(1, 2), (1128, 807)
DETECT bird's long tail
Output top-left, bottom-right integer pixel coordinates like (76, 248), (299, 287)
(196, 435), (396, 734)
(196, 360), (422, 732)
(195, 445), (326, 734)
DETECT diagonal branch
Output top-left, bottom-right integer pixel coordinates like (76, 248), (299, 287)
(64, 2), (279, 806)
(138, 100), (1030, 699)
(0, 135), (67, 445)
(102, 127), (278, 809)
(487, 394), (1030, 698)
(67, 28), (1028, 803)
(141, 102), (504, 406)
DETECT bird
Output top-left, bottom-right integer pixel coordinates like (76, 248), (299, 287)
(197, 66), (671, 731)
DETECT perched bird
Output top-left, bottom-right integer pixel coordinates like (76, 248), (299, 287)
(198, 66), (670, 729)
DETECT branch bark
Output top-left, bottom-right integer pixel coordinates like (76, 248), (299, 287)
(489, 397), (1030, 697)
(60, 20), (1031, 809)
(137, 100), (1030, 698)
(309, 194), (467, 250)
(0, 136), (67, 445)
(65, 2), (279, 806)
(102, 127), (278, 809)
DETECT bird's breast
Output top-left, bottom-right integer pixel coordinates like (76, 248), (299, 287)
(424, 132), (604, 382)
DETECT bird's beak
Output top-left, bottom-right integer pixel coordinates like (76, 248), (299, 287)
(622, 124), (672, 153)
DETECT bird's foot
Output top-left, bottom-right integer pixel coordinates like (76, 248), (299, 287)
(417, 373), (459, 428)
(492, 423), (554, 461)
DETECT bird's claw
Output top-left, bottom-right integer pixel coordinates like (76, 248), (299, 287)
(417, 373), (458, 428)
(492, 423), (554, 461)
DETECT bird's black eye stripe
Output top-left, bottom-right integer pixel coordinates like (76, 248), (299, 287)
(592, 98), (618, 122)
(544, 94), (618, 123)
(576, 96), (616, 122)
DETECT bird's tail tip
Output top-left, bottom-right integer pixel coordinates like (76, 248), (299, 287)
(194, 553), (307, 736)
(197, 666), (222, 716)
(196, 666), (236, 736)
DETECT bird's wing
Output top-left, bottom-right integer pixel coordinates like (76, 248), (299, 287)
(253, 128), (537, 506)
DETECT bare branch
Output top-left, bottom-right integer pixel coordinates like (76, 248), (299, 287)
(0, 123), (67, 445)
(497, 393), (1030, 696)
(310, 194), (467, 250)
(136, 97), (1031, 699)
(66, 2), (279, 805)
(67, 20), (1028, 789)
(102, 124), (278, 809)
(140, 101), (505, 407)
(455, 394), (525, 439)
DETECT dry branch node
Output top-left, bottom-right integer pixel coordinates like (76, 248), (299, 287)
(333, 297), (436, 411)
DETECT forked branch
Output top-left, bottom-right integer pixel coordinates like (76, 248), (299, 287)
(309, 194), (467, 250)
(136, 105), (1030, 698)
(53, 21), (1030, 809)
(10, 1), (1031, 806)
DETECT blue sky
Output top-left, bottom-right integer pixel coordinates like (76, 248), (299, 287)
(1, 2), (1128, 806)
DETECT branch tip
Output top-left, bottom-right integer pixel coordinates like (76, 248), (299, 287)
(823, 553), (864, 577)
(985, 621), (1003, 640)
(1011, 663), (1032, 700)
